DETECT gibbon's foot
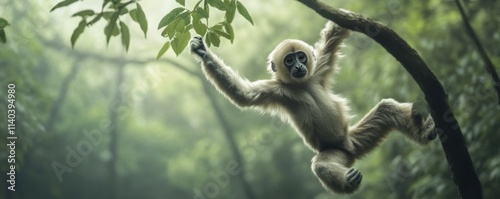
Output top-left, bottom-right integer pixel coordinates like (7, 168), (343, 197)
(411, 109), (437, 144)
(346, 168), (362, 187)
(190, 36), (207, 57)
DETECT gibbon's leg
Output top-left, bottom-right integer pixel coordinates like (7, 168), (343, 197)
(348, 98), (437, 158)
(311, 149), (361, 193)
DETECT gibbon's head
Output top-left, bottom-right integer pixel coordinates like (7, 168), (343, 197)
(268, 39), (316, 83)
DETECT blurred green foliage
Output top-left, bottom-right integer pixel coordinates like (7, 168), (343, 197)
(0, 0), (499, 199)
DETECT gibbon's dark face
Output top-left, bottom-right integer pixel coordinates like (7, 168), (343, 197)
(268, 39), (316, 83)
(283, 51), (308, 78)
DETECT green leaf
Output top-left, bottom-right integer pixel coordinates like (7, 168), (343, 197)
(112, 25), (120, 36)
(204, 1), (210, 18)
(119, 8), (128, 15)
(104, 11), (119, 44)
(181, 11), (191, 27)
(211, 23), (224, 31)
(205, 33), (211, 47)
(212, 29), (230, 40)
(179, 31), (191, 50)
(208, 0), (226, 11)
(50, 0), (78, 12)
(225, 0), (236, 23)
(72, 10), (95, 18)
(161, 25), (169, 38)
(171, 38), (180, 56)
(236, 1), (253, 25)
(136, 3), (148, 38)
(87, 13), (102, 25)
(223, 22), (234, 43)
(163, 18), (181, 38)
(173, 31), (191, 56)
(175, 0), (185, 6)
(0, 29), (6, 43)
(0, 18), (9, 28)
(158, 7), (186, 29)
(186, 24), (193, 31)
(175, 19), (186, 33)
(129, 9), (138, 21)
(156, 41), (171, 59)
(120, 21), (130, 51)
(70, 19), (86, 48)
(102, 11), (114, 20)
(192, 17), (207, 36)
(208, 32), (220, 47)
(195, 7), (208, 18)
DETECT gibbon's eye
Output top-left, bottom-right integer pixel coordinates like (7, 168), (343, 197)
(284, 54), (295, 66)
(297, 51), (307, 63)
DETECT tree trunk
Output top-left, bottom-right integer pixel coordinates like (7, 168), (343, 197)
(45, 60), (83, 132)
(108, 64), (126, 199)
(200, 80), (257, 199)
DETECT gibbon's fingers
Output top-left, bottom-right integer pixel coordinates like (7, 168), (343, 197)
(190, 36), (207, 57)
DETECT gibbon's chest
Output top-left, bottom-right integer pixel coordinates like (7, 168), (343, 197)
(284, 85), (346, 133)
(281, 85), (347, 149)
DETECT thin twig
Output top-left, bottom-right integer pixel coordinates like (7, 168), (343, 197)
(455, 0), (500, 105)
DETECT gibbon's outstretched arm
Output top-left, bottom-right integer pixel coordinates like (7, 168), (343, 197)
(313, 21), (350, 87)
(190, 36), (278, 107)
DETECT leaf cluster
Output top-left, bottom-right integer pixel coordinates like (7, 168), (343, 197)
(50, 0), (148, 51)
(156, 0), (253, 58)
(50, 0), (253, 56)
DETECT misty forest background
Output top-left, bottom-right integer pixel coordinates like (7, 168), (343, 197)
(1, 0), (500, 199)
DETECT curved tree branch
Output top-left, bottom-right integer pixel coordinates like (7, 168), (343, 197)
(455, 0), (500, 105)
(295, 0), (482, 198)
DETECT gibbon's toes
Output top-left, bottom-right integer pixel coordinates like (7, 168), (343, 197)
(346, 168), (363, 186)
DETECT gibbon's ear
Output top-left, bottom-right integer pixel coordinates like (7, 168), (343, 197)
(271, 62), (277, 72)
(267, 59), (277, 73)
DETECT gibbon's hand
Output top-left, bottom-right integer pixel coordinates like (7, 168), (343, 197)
(190, 36), (207, 57)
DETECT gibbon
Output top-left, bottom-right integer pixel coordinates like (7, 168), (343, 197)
(189, 21), (437, 194)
